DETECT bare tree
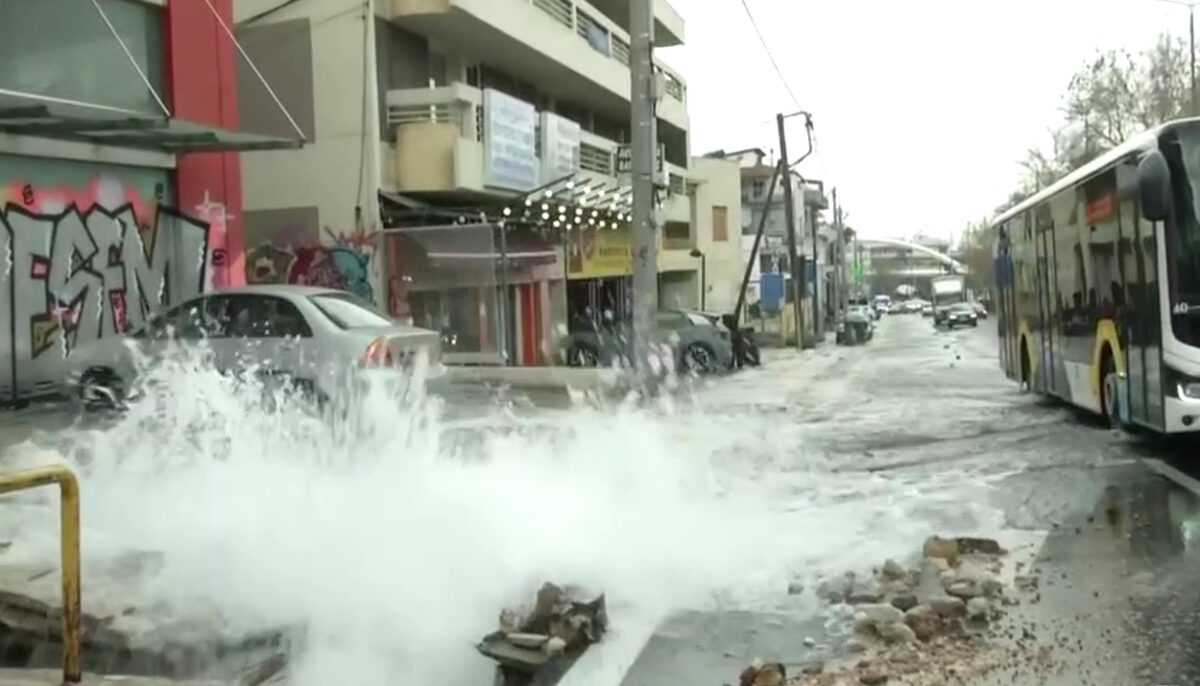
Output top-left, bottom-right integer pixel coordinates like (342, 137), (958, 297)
(1000, 33), (1194, 213)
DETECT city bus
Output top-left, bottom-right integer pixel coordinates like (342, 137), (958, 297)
(991, 117), (1200, 434)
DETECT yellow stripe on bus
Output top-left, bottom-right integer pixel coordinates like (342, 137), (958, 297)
(1090, 318), (1124, 403)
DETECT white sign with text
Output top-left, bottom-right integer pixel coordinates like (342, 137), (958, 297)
(483, 89), (538, 191)
(539, 112), (581, 183)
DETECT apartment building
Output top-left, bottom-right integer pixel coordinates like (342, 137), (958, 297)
(724, 149), (833, 326)
(0, 0), (300, 402)
(233, 0), (694, 365)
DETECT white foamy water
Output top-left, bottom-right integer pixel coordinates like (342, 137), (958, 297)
(0, 346), (1012, 686)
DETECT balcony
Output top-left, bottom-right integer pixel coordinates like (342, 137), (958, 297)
(584, 0), (685, 47)
(387, 0), (688, 132)
(388, 83), (638, 197)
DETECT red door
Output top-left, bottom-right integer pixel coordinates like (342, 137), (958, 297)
(519, 284), (543, 366)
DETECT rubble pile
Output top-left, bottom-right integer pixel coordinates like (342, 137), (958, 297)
(744, 535), (1034, 685)
(477, 582), (607, 686)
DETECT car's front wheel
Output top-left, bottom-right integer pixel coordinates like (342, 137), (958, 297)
(682, 343), (716, 374)
(79, 367), (125, 411)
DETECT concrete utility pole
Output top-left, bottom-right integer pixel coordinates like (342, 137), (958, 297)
(831, 187), (840, 321)
(776, 113), (804, 349)
(630, 0), (658, 375)
(1156, 0), (1199, 114)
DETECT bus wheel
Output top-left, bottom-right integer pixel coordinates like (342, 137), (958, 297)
(1101, 352), (1119, 427)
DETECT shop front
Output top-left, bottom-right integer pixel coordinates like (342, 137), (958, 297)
(384, 222), (564, 366)
(566, 225), (634, 328)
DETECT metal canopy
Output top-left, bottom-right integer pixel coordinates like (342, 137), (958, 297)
(0, 93), (303, 153)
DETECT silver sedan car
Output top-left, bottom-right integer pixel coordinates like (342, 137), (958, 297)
(62, 285), (442, 409)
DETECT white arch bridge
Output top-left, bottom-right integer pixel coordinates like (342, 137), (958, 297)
(857, 237), (969, 276)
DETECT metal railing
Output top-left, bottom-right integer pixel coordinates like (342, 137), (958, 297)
(0, 465), (82, 685)
(526, 0), (685, 103)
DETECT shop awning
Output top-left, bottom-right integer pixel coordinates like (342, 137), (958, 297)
(386, 223), (558, 266)
(0, 90), (304, 153)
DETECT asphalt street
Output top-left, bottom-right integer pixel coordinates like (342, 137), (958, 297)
(609, 312), (1200, 686)
(1, 314), (1199, 685)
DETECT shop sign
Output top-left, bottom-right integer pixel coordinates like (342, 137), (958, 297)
(483, 89), (538, 191)
(540, 112), (580, 182)
(567, 227), (632, 279)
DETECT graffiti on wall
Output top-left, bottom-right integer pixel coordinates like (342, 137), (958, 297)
(0, 176), (210, 399)
(193, 190), (233, 289)
(245, 219), (378, 304)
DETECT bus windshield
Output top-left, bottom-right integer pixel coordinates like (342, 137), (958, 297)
(1163, 124), (1200, 342)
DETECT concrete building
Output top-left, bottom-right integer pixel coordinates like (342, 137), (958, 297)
(657, 155), (742, 313)
(0, 0), (301, 403)
(232, 0), (693, 366)
(719, 148), (832, 330)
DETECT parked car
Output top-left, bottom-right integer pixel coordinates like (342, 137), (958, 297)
(560, 309), (735, 374)
(973, 301), (989, 319)
(63, 285), (441, 410)
(921, 303), (934, 317)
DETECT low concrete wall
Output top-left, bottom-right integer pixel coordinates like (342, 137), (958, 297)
(442, 366), (623, 392)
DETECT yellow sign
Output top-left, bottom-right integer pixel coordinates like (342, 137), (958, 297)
(566, 227), (632, 280)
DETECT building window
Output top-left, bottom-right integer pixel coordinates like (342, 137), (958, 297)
(663, 220), (691, 249)
(712, 205), (728, 242)
(752, 181), (765, 198)
(0, 0), (164, 115)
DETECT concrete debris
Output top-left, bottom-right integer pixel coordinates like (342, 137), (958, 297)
(737, 660), (787, 686)
(478, 582), (606, 686)
(776, 534), (1027, 686)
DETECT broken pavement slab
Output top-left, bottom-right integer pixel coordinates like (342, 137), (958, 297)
(0, 551), (296, 680)
(479, 583), (607, 686)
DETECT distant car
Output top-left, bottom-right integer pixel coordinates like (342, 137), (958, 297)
(973, 301), (989, 319)
(561, 309), (735, 374)
(944, 302), (979, 328)
(921, 303), (934, 317)
(63, 285), (442, 410)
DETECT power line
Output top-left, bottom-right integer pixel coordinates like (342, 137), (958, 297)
(736, 0), (803, 111)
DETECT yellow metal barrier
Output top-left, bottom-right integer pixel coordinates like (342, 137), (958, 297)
(0, 465), (82, 685)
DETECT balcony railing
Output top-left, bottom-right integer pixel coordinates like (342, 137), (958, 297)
(524, 0), (685, 104)
(388, 83), (690, 189)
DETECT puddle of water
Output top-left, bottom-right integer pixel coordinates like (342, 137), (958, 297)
(0, 347), (1011, 686)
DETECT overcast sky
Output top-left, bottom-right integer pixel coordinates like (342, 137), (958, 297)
(659, 0), (1194, 241)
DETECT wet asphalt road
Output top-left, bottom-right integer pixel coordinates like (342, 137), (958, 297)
(614, 313), (1200, 686)
(2, 315), (1199, 685)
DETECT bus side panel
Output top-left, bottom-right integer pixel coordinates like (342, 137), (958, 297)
(1054, 177), (1106, 413)
(1033, 204), (1063, 397)
(1010, 212), (1040, 386)
(994, 222), (1016, 379)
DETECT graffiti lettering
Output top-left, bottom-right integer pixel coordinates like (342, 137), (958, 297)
(0, 203), (209, 400)
(246, 225), (377, 303)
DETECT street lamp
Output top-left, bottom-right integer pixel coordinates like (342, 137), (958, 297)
(690, 247), (707, 311)
(1157, 0), (1198, 115)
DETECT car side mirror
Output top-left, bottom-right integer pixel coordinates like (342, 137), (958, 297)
(1137, 150), (1172, 222)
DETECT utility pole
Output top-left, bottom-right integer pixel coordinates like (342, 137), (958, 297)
(831, 188), (840, 322)
(777, 113), (805, 349)
(630, 0), (658, 376)
(1156, 0), (1198, 114)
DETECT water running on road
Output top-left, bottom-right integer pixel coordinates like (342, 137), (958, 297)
(0, 323), (1020, 686)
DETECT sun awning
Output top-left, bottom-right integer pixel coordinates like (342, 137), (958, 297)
(0, 90), (303, 153)
(386, 223), (558, 266)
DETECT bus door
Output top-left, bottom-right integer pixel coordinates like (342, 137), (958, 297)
(1118, 188), (1149, 425)
(1035, 211), (1058, 394)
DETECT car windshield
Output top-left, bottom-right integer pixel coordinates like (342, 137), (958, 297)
(310, 292), (394, 329)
